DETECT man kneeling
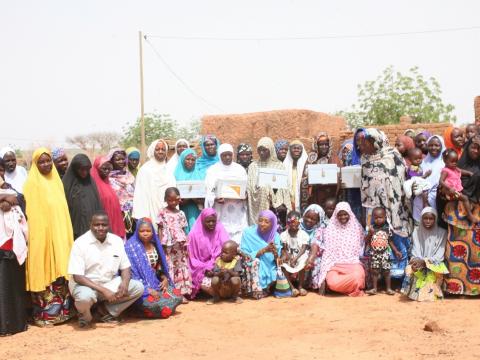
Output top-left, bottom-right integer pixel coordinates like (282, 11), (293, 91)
(68, 212), (144, 328)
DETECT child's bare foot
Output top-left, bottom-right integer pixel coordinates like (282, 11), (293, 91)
(291, 289), (300, 297)
(366, 289), (377, 295)
(182, 296), (189, 304)
(231, 296), (243, 304)
(206, 296), (219, 305)
(299, 288), (307, 296)
(386, 289), (395, 295)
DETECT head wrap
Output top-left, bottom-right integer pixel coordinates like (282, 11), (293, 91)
(396, 135), (415, 154)
(174, 148), (201, 181)
(300, 204), (328, 235)
(51, 147), (66, 161)
(146, 139), (169, 162)
(196, 135), (220, 178)
(126, 147), (141, 160)
(443, 126), (463, 157)
(218, 143), (234, 155)
(237, 143), (252, 154)
(0, 147), (15, 159)
(257, 210), (278, 243)
(274, 139), (289, 155)
(412, 206), (447, 263)
(257, 137), (277, 164)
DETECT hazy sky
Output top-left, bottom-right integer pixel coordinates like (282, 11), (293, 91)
(1, 1), (479, 148)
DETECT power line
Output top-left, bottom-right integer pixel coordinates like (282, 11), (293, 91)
(146, 25), (480, 41)
(143, 36), (224, 112)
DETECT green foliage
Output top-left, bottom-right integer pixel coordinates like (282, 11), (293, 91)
(121, 113), (200, 148)
(339, 66), (456, 128)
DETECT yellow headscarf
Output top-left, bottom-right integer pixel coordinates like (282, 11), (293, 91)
(23, 148), (74, 291)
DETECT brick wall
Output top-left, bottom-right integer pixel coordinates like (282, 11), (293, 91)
(475, 96), (480, 123)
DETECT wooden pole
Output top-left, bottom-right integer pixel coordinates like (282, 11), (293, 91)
(139, 31), (146, 162)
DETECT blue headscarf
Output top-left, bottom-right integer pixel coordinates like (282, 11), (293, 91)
(174, 148), (202, 181)
(274, 139), (289, 156)
(196, 135), (220, 178)
(351, 128), (366, 166)
(125, 218), (173, 300)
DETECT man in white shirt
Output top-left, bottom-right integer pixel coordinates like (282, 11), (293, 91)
(68, 211), (143, 328)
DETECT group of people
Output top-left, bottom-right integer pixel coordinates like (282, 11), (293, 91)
(1, 120), (480, 335)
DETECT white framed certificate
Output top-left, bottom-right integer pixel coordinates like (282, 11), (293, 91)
(215, 179), (247, 199)
(176, 180), (207, 199)
(257, 168), (289, 189)
(341, 166), (362, 188)
(307, 164), (339, 185)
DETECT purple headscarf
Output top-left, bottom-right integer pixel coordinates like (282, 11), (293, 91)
(187, 208), (230, 298)
(258, 210), (278, 243)
(124, 218), (172, 301)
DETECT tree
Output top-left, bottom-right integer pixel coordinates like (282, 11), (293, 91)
(339, 66), (456, 128)
(66, 131), (121, 154)
(121, 113), (200, 148)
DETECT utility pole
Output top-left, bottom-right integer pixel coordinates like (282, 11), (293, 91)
(139, 31), (146, 162)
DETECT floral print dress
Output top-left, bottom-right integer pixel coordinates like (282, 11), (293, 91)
(158, 209), (193, 296)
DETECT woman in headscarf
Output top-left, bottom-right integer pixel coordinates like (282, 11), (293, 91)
(247, 137), (292, 226)
(174, 148), (202, 233)
(443, 126), (465, 157)
(442, 135), (480, 296)
(274, 140), (289, 162)
(395, 135), (415, 161)
(196, 135), (220, 178)
(414, 131), (432, 156)
(205, 143), (248, 243)
(90, 156), (126, 238)
(240, 210), (282, 294)
(108, 149), (136, 237)
(354, 128), (412, 279)
(283, 140), (309, 213)
(338, 139), (354, 167)
(236, 143), (253, 171)
(62, 154), (103, 239)
(308, 132), (340, 208)
(125, 218), (182, 318)
(52, 147), (69, 179)
(187, 208), (230, 299)
(23, 148), (74, 327)
(401, 207), (448, 301)
(404, 129), (416, 140)
(133, 139), (176, 223)
(314, 202), (365, 296)
(0, 147), (28, 193)
(0, 173), (28, 335)
(125, 147), (141, 177)
(166, 139), (190, 176)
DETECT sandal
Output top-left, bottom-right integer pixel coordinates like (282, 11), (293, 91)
(386, 289), (395, 295)
(291, 289), (300, 297)
(231, 297), (243, 304)
(100, 314), (121, 325)
(365, 289), (377, 296)
(299, 288), (308, 296)
(206, 297), (219, 305)
(78, 318), (92, 329)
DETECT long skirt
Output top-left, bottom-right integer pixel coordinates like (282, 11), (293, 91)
(31, 277), (75, 327)
(134, 286), (182, 319)
(240, 258), (263, 298)
(165, 242), (193, 297)
(326, 263), (365, 297)
(443, 201), (480, 295)
(0, 250), (27, 335)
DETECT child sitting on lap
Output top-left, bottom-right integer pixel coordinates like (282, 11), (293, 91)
(403, 147), (431, 201)
(205, 240), (243, 304)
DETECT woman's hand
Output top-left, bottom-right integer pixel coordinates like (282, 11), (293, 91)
(160, 277), (168, 291)
(0, 201), (12, 212)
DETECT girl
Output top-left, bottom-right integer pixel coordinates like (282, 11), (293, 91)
(157, 187), (192, 302)
(439, 149), (477, 224)
(280, 211), (310, 296)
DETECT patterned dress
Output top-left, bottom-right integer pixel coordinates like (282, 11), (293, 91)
(109, 170), (136, 236)
(158, 209), (193, 296)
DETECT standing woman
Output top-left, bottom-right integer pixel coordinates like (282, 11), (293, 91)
(205, 143), (248, 244)
(51, 147), (69, 179)
(274, 140), (289, 162)
(196, 135), (220, 178)
(166, 139), (190, 176)
(125, 147), (141, 177)
(133, 139), (175, 222)
(283, 140), (309, 213)
(247, 137), (291, 226)
(414, 131), (431, 157)
(108, 149), (136, 237)
(354, 128), (412, 279)
(394, 135), (415, 162)
(236, 143), (253, 172)
(0, 147), (28, 193)
(23, 148), (74, 327)
(90, 156), (126, 238)
(174, 148), (203, 233)
(62, 154), (103, 239)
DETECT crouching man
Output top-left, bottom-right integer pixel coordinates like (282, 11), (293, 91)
(68, 211), (144, 328)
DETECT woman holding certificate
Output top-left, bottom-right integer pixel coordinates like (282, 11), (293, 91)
(247, 137), (292, 227)
(205, 143), (248, 244)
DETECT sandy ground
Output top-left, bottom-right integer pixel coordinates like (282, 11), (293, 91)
(2, 292), (480, 360)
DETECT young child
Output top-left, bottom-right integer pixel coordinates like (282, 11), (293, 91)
(440, 149), (478, 223)
(205, 240), (243, 304)
(157, 187), (193, 303)
(365, 207), (402, 296)
(466, 124), (479, 141)
(280, 211), (310, 297)
(323, 198), (337, 224)
(403, 148), (432, 200)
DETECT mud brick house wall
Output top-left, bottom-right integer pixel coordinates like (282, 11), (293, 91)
(475, 96), (480, 123)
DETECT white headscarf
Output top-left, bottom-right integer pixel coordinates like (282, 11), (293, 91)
(283, 140), (308, 211)
(0, 147), (28, 193)
(205, 143), (247, 207)
(132, 139), (176, 222)
(421, 135), (446, 187)
(411, 207), (447, 264)
(166, 139), (190, 176)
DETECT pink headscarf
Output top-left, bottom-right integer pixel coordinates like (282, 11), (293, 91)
(316, 202), (364, 285)
(187, 208), (230, 298)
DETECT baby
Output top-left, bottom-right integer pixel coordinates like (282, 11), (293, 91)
(365, 207), (402, 295)
(466, 124), (479, 141)
(205, 240), (243, 304)
(440, 149), (478, 223)
(403, 148), (432, 200)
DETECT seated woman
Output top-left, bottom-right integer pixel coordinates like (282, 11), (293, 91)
(240, 210), (282, 296)
(125, 218), (182, 318)
(314, 202), (365, 296)
(401, 208), (448, 302)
